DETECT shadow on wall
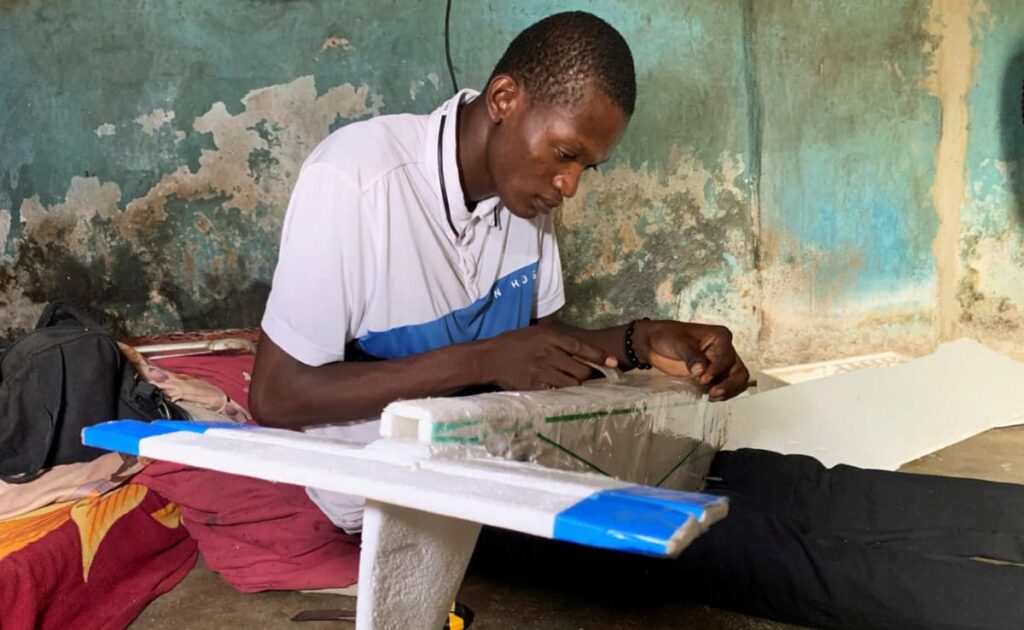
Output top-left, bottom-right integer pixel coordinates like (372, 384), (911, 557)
(1000, 41), (1024, 225)
(158, 282), (271, 337)
(0, 234), (271, 339)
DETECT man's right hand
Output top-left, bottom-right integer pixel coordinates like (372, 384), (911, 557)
(477, 326), (618, 391)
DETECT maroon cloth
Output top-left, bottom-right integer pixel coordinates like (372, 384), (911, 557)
(0, 488), (197, 630)
(135, 466), (360, 592)
(136, 353), (361, 592)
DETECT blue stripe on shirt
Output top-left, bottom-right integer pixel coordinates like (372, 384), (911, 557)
(357, 263), (538, 360)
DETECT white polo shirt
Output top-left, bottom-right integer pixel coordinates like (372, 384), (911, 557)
(262, 89), (565, 366)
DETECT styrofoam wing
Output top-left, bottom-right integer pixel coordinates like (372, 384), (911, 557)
(83, 420), (728, 557)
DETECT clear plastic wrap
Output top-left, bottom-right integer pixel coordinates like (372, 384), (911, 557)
(382, 373), (729, 491)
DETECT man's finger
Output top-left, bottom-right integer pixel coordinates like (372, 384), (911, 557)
(699, 335), (737, 386)
(669, 337), (707, 377)
(537, 368), (581, 390)
(550, 352), (594, 383)
(553, 333), (614, 368)
(709, 360), (750, 401)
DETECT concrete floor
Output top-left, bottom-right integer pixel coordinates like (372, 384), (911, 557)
(130, 425), (1024, 630)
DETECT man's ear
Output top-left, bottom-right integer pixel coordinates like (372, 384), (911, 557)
(486, 74), (521, 124)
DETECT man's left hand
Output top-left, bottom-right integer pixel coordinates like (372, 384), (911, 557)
(633, 320), (749, 401)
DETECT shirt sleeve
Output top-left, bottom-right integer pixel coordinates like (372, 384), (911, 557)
(261, 162), (371, 366)
(533, 213), (566, 319)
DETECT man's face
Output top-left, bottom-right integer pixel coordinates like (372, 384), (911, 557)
(486, 82), (629, 219)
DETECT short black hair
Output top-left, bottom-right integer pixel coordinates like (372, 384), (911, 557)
(489, 11), (636, 116)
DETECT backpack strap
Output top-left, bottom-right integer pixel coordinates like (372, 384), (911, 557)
(35, 301), (107, 332)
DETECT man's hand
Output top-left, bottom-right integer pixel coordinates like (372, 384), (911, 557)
(478, 326), (618, 391)
(633, 320), (749, 401)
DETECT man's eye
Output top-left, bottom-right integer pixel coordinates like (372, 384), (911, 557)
(557, 148), (576, 162)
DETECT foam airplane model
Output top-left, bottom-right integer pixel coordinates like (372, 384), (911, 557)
(83, 373), (730, 630)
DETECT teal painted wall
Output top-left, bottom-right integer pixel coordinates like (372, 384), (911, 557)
(1, 0), (1020, 366)
(754, 0), (943, 363)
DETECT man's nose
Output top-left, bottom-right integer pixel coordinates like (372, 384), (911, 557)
(554, 166), (582, 200)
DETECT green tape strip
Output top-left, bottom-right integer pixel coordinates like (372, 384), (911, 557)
(544, 407), (638, 423)
(537, 434), (611, 477)
(654, 445), (717, 487)
(432, 418), (484, 433)
(430, 435), (483, 444)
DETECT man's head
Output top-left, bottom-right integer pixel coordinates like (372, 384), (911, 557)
(482, 11), (636, 219)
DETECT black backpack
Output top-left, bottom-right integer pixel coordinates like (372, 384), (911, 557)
(0, 302), (187, 483)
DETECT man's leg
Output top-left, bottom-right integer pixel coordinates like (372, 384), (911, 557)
(472, 450), (1024, 628)
(674, 493), (1024, 630)
(707, 449), (1024, 561)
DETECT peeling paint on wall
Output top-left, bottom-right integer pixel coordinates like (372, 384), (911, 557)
(0, 210), (10, 257)
(19, 177), (121, 256)
(321, 36), (353, 52)
(124, 77), (381, 222)
(0, 73), (381, 337)
(135, 109), (176, 136)
(94, 123), (116, 138)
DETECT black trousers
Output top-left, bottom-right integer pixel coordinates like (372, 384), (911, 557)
(674, 449), (1024, 630)
(471, 449), (1024, 630)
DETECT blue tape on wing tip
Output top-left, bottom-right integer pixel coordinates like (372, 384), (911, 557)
(81, 420), (188, 456)
(607, 485), (728, 519)
(552, 486), (725, 556)
(82, 419), (247, 455)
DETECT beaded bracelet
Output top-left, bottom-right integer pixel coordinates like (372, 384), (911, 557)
(624, 318), (651, 370)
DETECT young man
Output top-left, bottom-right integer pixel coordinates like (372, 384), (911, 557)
(252, 11), (1024, 630)
(250, 11), (749, 430)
